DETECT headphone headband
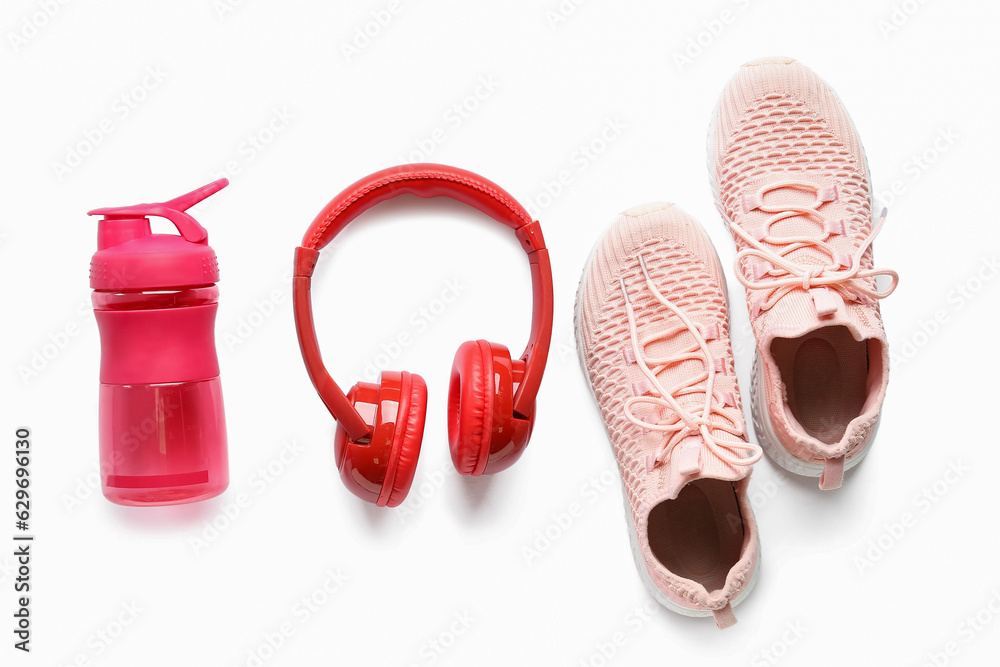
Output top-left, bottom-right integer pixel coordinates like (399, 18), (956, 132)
(293, 163), (553, 443)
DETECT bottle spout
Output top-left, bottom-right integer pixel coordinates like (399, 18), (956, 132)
(163, 178), (229, 212)
(95, 216), (152, 251)
(88, 178), (229, 247)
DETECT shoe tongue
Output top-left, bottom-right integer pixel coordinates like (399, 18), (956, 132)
(656, 431), (750, 501)
(637, 324), (751, 501)
(758, 288), (868, 342)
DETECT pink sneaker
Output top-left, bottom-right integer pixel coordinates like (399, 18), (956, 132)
(575, 203), (762, 629)
(709, 57), (899, 490)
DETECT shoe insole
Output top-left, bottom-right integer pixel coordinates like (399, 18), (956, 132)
(771, 326), (869, 443)
(647, 479), (744, 593)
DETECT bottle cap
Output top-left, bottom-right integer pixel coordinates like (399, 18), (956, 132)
(88, 179), (227, 290)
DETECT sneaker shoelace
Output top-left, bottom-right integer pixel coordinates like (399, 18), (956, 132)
(730, 180), (899, 316)
(620, 255), (762, 473)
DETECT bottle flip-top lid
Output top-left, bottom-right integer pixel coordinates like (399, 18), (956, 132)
(88, 179), (228, 290)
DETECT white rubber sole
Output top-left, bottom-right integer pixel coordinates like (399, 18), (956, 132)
(706, 58), (882, 480)
(572, 207), (758, 617)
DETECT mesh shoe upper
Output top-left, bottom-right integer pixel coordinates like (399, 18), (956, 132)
(576, 203), (759, 624)
(710, 58), (897, 487)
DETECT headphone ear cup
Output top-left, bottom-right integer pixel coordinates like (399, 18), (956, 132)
(382, 371), (427, 508)
(334, 371), (426, 507)
(448, 340), (495, 476)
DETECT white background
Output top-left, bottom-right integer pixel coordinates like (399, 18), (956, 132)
(1, 0), (998, 665)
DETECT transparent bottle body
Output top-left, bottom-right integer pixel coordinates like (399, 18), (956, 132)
(94, 287), (229, 505)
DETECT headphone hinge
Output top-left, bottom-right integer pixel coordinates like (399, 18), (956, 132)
(294, 246), (320, 277)
(516, 221), (546, 256)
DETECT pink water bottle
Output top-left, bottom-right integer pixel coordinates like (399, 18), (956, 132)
(88, 179), (230, 506)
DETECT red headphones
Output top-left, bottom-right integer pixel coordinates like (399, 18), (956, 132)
(293, 164), (554, 507)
